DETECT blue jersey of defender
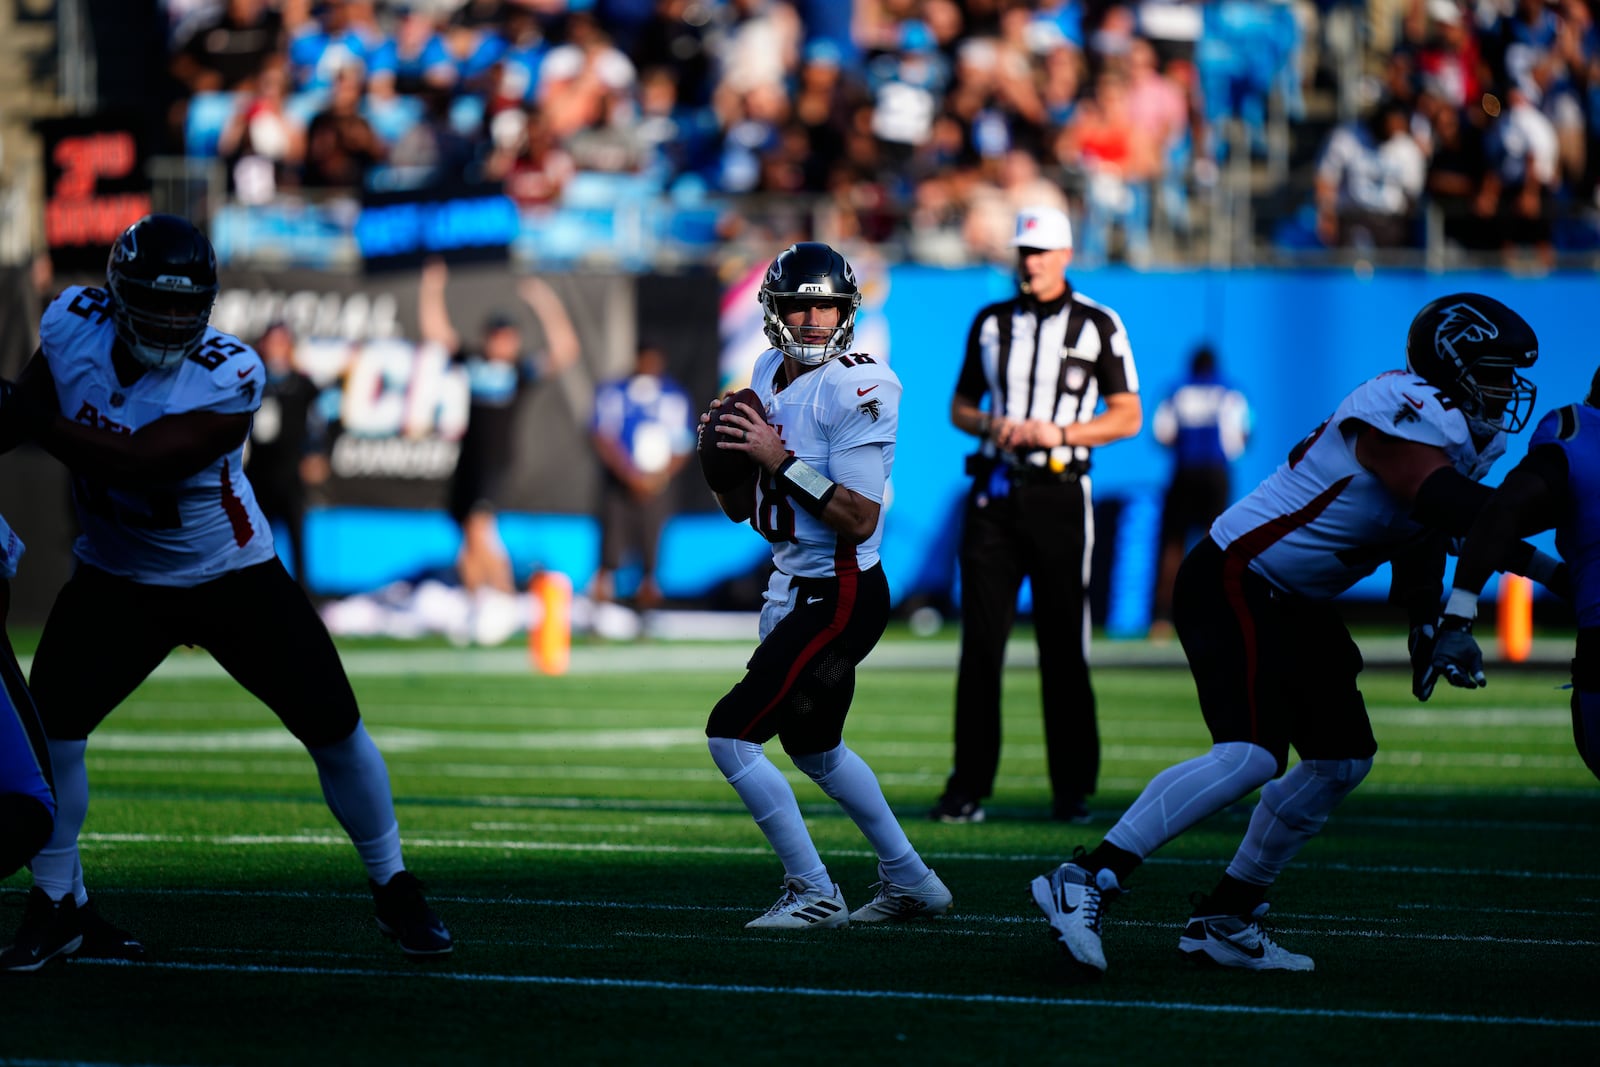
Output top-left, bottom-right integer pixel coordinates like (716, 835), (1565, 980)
(39, 285), (277, 586)
(1532, 404), (1600, 628)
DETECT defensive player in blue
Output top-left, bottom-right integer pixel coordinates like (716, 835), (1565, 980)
(1423, 364), (1600, 781)
(0, 214), (451, 971)
(0, 513), (56, 938)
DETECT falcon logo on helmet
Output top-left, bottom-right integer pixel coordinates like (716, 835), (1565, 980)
(1405, 291), (1538, 436)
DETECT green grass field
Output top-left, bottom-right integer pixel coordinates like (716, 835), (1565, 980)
(0, 634), (1595, 1066)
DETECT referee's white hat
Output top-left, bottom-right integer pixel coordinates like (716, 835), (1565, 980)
(1011, 206), (1073, 251)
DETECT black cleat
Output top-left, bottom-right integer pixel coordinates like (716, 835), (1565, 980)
(0, 888), (83, 973)
(928, 792), (986, 824)
(76, 899), (147, 961)
(371, 872), (453, 958)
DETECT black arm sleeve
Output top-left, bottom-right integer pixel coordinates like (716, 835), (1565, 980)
(1410, 466), (1495, 535)
(1389, 533), (1449, 629)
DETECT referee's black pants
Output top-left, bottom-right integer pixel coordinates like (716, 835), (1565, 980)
(948, 474), (1098, 805)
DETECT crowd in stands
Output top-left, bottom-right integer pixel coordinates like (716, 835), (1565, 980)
(159, 0), (1600, 267)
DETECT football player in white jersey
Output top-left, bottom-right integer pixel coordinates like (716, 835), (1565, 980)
(1029, 293), (1566, 976)
(0, 215), (451, 971)
(700, 242), (951, 928)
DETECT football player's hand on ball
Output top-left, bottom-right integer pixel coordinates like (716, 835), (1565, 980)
(1424, 615), (1486, 698)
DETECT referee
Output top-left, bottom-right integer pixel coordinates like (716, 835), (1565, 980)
(930, 206), (1142, 825)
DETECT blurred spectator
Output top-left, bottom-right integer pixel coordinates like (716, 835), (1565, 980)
(792, 42), (870, 193)
(588, 342), (695, 611)
(1403, 0), (1483, 112)
(217, 53), (306, 204)
(286, 0), (387, 93)
(1424, 96), (1496, 251)
(1312, 99), (1427, 249)
(633, 0), (716, 109)
(1134, 0), (1201, 65)
(537, 11), (639, 146)
(389, 85), (481, 188)
(1039, 41), (1087, 128)
(246, 322), (329, 594)
(1124, 35), (1195, 233)
(368, 4), (456, 96)
(483, 108), (577, 209)
(301, 64), (388, 190)
(963, 147), (1070, 261)
(418, 259), (580, 644)
(1529, 51), (1588, 195)
(1480, 81), (1560, 265)
(1057, 70), (1160, 264)
(441, 0), (511, 94)
(170, 0), (286, 93)
(714, 0), (802, 106)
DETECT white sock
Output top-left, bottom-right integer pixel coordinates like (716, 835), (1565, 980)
(709, 737), (828, 888)
(31, 739), (88, 903)
(307, 721), (405, 884)
(1105, 742), (1279, 858)
(792, 744), (928, 886)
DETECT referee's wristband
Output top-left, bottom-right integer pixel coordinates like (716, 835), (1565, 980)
(774, 456), (837, 517)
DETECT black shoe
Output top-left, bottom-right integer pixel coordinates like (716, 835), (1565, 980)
(928, 793), (986, 824)
(0, 888), (83, 973)
(371, 872), (453, 957)
(76, 899), (147, 961)
(1053, 797), (1093, 824)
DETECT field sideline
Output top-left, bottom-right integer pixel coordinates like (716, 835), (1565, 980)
(0, 632), (1595, 1066)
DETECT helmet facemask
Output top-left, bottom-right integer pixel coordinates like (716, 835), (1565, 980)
(106, 214), (220, 372)
(757, 242), (863, 366)
(109, 275), (217, 371)
(760, 291), (860, 366)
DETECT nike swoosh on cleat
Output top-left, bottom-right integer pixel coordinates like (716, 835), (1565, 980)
(1206, 921), (1266, 959)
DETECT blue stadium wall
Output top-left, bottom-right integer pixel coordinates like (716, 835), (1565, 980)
(299, 267), (1590, 624)
(0, 266), (1589, 627)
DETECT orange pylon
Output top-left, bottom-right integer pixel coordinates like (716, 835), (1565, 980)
(529, 571), (572, 675)
(1497, 573), (1533, 663)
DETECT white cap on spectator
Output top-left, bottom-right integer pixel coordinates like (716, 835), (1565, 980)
(1011, 206), (1073, 251)
(1427, 0), (1461, 25)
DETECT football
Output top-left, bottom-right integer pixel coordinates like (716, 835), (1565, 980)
(697, 387), (764, 493)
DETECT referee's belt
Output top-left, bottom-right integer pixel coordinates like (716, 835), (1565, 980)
(1002, 462), (1082, 484)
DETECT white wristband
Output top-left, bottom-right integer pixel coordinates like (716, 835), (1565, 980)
(1444, 588), (1480, 619)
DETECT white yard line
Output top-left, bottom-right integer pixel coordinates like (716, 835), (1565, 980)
(56, 958), (1600, 1029)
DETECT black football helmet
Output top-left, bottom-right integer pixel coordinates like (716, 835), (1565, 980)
(1405, 292), (1538, 435)
(758, 242), (862, 365)
(106, 214), (219, 371)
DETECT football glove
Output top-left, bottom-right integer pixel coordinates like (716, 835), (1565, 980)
(1408, 622), (1438, 701)
(1425, 614), (1486, 697)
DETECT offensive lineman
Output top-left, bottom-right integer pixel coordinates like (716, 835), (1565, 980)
(703, 242), (952, 928)
(1030, 293), (1564, 975)
(0, 214), (451, 971)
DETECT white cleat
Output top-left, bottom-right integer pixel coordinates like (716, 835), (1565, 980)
(1028, 862), (1121, 973)
(1178, 903), (1314, 972)
(745, 877), (850, 930)
(849, 867), (953, 923)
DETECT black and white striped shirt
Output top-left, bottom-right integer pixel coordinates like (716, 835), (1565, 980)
(954, 283), (1139, 474)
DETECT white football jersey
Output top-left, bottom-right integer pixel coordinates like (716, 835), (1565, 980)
(747, 347), (900, 577)
(1210, 369), (1506, 599)
(40, 285), (276, 586)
